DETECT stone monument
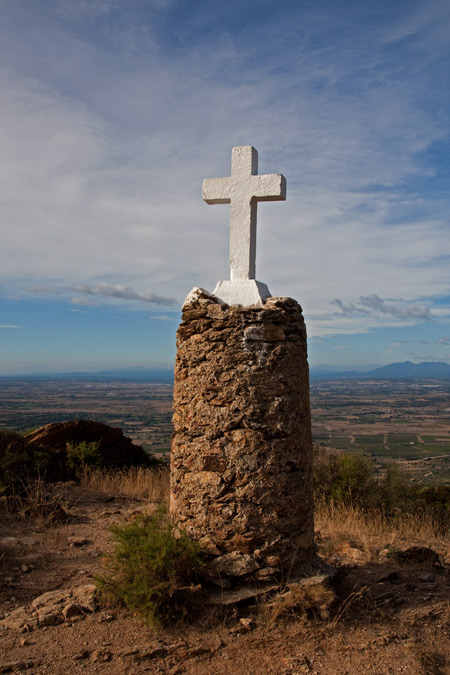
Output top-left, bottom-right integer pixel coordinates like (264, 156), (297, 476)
(170, 147), (317, 585)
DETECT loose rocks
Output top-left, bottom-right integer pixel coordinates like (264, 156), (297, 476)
(0, 584), (98, 632)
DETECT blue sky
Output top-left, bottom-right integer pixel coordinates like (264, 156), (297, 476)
(0, 0), (449, 374)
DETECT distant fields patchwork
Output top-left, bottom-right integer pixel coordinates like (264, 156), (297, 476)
(1, 376), (450, 480)
(313, 429), (450, 458)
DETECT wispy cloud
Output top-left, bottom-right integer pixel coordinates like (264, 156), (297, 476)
(25, 284), (176, 307)
(359, 294), (432, 321)
(70, 283), (177, 306)
(332, 294), (433, 322)
(27, 286), (63, 295)
(149, 314), (176, 321)
(0, 324), (20, 328)
(331, 299), (370, 317)
(70, 297), (98, 306)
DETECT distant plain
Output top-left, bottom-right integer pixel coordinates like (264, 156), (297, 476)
(1, 377), (449, 483)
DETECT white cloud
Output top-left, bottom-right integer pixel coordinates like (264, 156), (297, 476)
(0, 324), (20, 328)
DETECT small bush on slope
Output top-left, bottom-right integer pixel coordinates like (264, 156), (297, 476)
(97, 508), (204, 627)
(66, 440), (102, 471)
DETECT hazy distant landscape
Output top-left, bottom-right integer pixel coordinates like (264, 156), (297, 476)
(0, 378), (173, 456)
(1, 365), (449, 483)
(311, 377), (450, 483)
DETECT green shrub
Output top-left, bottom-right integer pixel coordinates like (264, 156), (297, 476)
(97, 509), (204, 627)
(313, 448), (340, 498)
(314, 448), (450, 530)
(330, 453), (378, 505)
(66, 440), (102, 471)
(378, 462), (412, 511)
(314, 448), (380, 507)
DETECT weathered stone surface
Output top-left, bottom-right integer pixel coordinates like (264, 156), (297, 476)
(62, 603), (85, 620)
(0, 585), (97, 632)
(0, 607), (37, 633)
(37, 606), (65, 627)
(30, 590), (68, 610)
(71, 584), (97, 613)
(211, 552), (259, 577)
(171, 290), (316, 581)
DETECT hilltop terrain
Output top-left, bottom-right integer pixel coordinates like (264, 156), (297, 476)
(1, 376), (449, 672)
(1, 477), (450, 674)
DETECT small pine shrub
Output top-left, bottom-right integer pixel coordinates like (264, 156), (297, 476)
(66, 440), (102, 471)
(97, 509), (204, 627)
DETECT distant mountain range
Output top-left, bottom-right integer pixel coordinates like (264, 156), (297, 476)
(310, 361), (450, 380)
(3, 361), (450, 382)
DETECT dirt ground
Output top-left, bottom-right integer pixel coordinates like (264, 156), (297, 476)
(1, 485), (450, 675)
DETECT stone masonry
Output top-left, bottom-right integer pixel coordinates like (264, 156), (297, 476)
(170, 288), (316, 583)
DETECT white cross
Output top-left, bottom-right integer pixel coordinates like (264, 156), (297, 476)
(202, 146), (286, 282)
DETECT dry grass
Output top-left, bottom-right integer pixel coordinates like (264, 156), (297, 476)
(315, 498), (444, 561)
(79, 465), (170, 504)
(261, 583), (335, 628)
(1, 478), (69, 526)
(419, 650), (447, 675)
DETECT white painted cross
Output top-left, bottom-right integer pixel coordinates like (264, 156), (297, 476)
(202, 146), (286, 306)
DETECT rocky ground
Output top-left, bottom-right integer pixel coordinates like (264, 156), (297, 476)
(1, 485), (450, 674)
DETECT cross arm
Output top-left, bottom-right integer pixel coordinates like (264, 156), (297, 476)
(202, 177), (232, 205)
(250, 173), (286, 202)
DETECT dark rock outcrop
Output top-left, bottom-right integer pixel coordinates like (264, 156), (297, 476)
(25, 420), (153, 479)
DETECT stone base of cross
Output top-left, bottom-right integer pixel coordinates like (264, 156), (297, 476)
(203, 146), (286, 307)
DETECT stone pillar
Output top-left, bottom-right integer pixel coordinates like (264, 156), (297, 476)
(170, 288), (316, 583)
